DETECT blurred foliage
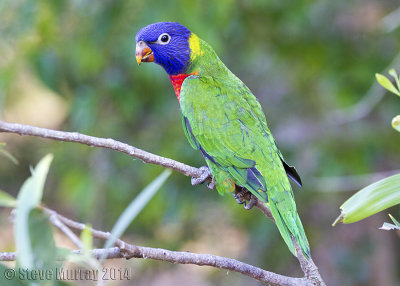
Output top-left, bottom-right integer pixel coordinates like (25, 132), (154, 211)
(102, 169), (171, 255)
(0, 155), (170, 285)
(334, 70), (400, 228)
(1, 0), (400, 285)
(0, 142), (18, 164)
(376, 68), (400, 132)
(0, 155), (59, 285)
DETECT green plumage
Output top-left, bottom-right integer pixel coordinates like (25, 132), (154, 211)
(180, 35), (310, 258)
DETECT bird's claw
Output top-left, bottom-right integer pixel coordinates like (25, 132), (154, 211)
(244, 195), (257, 210)
(234, 194), (246, 205)
(191, 166), (214, 189)
(234, 188), (257, 210)
(207, 178), (216, 190)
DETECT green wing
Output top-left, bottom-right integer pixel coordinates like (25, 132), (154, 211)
(181, 75), (271, 199)
(179, 75), (310, 258)
(239, 87), (303, 187)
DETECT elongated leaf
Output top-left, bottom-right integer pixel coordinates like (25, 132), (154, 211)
(0, 148), (19, 165)
(28, 208), (57, 272)
(102, 169), (171, 258)
(376, 73), (400, 96)
(388, 214), (400, 227)
(15, 154), (53, 269)
(0, 190), (17, 208)
(0, 263), (27, 286)
(389, 68), (400, 91)
(334, 173), (400, 224)
(392, 115), (400, 132)
(81, 224), (93, 256)
(388, 68), (397, 78)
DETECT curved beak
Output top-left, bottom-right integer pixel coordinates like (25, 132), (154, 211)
(136, 41), (154, 65)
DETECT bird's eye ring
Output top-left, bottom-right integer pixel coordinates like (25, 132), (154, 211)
(158, 33), (171, 44)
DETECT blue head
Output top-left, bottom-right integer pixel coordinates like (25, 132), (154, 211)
(135, 22), (192, 75)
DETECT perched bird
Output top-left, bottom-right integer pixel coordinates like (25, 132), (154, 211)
(135, 22), (310, 258)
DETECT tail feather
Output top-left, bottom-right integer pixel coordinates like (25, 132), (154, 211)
(268, 200), (310, 259)
(224, 164), (310, 258)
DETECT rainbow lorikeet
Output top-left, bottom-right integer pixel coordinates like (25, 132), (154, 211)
(135, 22), (310, 258)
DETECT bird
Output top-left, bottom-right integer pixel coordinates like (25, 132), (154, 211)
(135, 22), (310, 258)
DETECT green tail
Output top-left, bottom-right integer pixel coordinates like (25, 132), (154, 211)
(218, 163), (311, 259)
(268, 199), (310, 259)
(211, 161), (311, 259)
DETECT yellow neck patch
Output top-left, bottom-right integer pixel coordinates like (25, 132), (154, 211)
(188, 33), (204, 61)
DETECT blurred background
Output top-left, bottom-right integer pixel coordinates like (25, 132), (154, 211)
(0, 0), (399, 285)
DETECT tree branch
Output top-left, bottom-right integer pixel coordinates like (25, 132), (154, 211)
(0, 246), (307, 286)
(2, 207), (309, 286)
(0, 120), (202, 178)
(0, 120), (326, 285)
(48, 211), (83, 249)
(293, 238), (325, 286)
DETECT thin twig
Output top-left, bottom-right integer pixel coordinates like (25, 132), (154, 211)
(47, 210), (83, 248)
(256, 199), (275, 222)
(0, 248), (122, 261)
(0, 252), (16, 261)
(0, 120), (202, 178)
(293, 239), (325, 286)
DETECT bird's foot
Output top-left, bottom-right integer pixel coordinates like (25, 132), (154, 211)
(207, 177), (216, 189)
(244, 195), (257, 210)
(234, 187), (257, 210)
(191, 166), (214, 190)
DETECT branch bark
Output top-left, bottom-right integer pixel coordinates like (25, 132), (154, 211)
(1, 207), (309, 286)
(0, 247), (306, 286)
(0, 120), (326, 285)
(0, 120), (202, 178)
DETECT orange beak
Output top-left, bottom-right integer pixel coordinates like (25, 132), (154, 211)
(136, 41), (154, 65)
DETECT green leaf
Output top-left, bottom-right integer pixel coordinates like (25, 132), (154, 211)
(388, 68), (400, 91)
(388, 68), (397, 78)
(101, 169), (171, 259)
(388, 214), (400, 227)
(28, 208), (57, 272)
(0, 142), (18, 165)
(392, 115), (400, 132)
(80, 224), (93, 256)
(0, 190), (17, 208)
(334, 173), (400, 224)
(66, 226), (101, 273)
(60, 247), (102, 274)
(0, 264), (27, 286)
(375, 73), (400, 96)
(15, 154), (54, 269)
(56, 247), (73, 260)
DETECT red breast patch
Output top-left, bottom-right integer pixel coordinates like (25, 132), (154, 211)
(169, 72), (198, 101)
